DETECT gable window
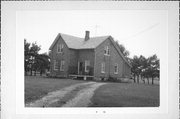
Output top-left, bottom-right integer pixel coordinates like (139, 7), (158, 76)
(85, 60), (90, 72)
(54, 60), (58, 70)
(101, 62), (105, 73)
(114, 63), (118, 74)
(60, 60), (65, 71)
(104, 46), (110, 56)
(57, 44), (64, 53)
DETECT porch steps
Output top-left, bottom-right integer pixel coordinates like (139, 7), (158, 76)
(69, 75), (94, 80)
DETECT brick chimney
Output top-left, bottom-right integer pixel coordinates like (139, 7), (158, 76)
(85, 31), (90, 41)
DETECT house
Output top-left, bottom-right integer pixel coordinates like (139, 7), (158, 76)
(49, 31), (131, 80)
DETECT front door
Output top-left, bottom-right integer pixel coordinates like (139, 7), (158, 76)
(78, 62), (83, 75)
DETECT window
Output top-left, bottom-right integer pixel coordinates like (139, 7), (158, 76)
(85, 60), (90, 72)
(101, 62), (105, 73)
(60, 60), (65, 71)
(114, 63), (118, 74)
(54, 60), (58, 70)
(104, 46), (110, 56)
(57, 44), (64, 53)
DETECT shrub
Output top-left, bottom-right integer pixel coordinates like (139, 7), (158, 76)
(107, 76), (118, 82)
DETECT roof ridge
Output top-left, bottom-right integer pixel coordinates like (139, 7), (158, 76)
(50, 33), (111, 50)
(60, 33), (83, 39)
(90, 35), (111, 38)
(60, 33), (110, 39)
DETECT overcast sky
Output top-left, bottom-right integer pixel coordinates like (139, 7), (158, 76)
(17, 10), (167, 58)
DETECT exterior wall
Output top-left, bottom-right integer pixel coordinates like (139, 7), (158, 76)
(94, 39), (111, 79)
(94, 38), (131, 80)
(122, 62), (131, 77)
(50, 35), (95, 77)
(77, 49), (95, 76)
(68, 49), (78, 75)
(50, 36), (69, 77)
(49, 34), (131, 79)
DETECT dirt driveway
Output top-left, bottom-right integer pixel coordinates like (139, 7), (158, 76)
(26, 81), (106, 107)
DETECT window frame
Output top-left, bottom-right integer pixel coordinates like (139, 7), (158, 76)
(57, 44), (64, 53)
(101, 62), (105, 73)
(85, 60), (90, 72)
(114, 63), (118, 74)
(53, 60), (58, 71)
(60, 60), (65, 71)
(104, 46), (110, 56)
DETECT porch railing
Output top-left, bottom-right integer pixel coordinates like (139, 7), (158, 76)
(68, 66), (94, 76)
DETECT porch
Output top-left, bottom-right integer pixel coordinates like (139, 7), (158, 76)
(68, 64), (94, 80)
(69, 74), (94, 80)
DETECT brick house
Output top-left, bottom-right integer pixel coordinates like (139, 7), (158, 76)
(49, 31), (131, 80)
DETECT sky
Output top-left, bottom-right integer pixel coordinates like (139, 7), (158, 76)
(17, 10), (167, 58)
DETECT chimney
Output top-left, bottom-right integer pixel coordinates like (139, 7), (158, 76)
(85, 31), (90, 41)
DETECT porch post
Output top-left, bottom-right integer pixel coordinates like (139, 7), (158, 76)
(78, 61), (79, 75)
(84, 76), (87, 80)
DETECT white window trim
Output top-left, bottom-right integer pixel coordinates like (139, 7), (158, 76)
(104, 46), (110, 56)
(57, 44), (64, 53)
(85, 60), (90, 72)
(101, 62), (105, 73)
(114, 63), (118, 74)
(60, 60), (65, 71)
(54, 60), (58, 71)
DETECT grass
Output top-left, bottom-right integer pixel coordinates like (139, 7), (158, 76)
(90, 82), (159, 107)
(25, 76), (86, 103)
(25, 76), (159, 107)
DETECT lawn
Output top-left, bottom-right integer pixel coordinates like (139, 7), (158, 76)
(90, 82), (159, 107)
(25, 76), (159, 107)
(25, 76), (87, 103)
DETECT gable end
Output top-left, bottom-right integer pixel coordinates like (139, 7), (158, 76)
(108, 36), (132, 68)
(49, 33), (69, 50)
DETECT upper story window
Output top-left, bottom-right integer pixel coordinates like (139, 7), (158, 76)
(114, 63), (118, 74)
(54, 60), (58, 71)
(104, 46), (110, 56)
(57, 44), (64, 53)
(101, 62), (105, 73)
(60, 60), (65, 71)
(85, 60), (90, 72)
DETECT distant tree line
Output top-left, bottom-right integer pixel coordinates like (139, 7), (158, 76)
(116, 41), (159, 85)
(24, 39), (50, 76)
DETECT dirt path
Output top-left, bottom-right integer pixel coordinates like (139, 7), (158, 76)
(62, 83), (106, 107)
(26, 82), (106, 107)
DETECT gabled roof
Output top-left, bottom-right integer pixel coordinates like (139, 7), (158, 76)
(49, 33), (131, 68)
(49, 33), (110, 50)
(108, 36), (132, 68)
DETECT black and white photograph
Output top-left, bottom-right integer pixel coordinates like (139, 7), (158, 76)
(1, 1), (179, 119)
(23, 10), (162, 108)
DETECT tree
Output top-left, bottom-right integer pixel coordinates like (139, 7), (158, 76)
(130, 54), (159, 85)
(29, 42), (41, 76)
(35, 53), (50, 76)
(138, 55), (154, 84)
(24, 39), (31, 75)
(147, 55), (159, 85)
(115, 41), (130, 58)
(130, 55), (141, 83)
(139, 55), (147, 84)
(24, 39), (51, 76)
(24, 39), (43, 76)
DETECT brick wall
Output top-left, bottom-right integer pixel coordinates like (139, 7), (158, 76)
(68, 49), (78, 75)
(50, 35), (70, 77)
(94, 38), (131, 79)
(77, 49), (95, 75)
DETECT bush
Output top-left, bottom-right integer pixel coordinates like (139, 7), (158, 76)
(107, 76), (118, 82)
